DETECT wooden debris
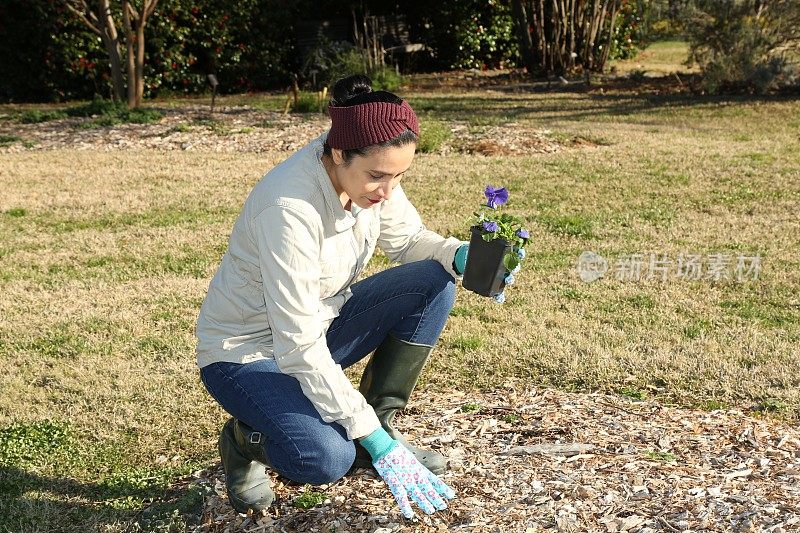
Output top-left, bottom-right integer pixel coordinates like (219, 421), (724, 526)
(500, 443), (596, 457)
(187, 382), (800, 532)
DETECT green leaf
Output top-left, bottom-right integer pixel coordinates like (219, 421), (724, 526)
(503, 253), (519, 271)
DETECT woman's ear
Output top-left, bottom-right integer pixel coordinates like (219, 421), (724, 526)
(331, 148), (345, 166)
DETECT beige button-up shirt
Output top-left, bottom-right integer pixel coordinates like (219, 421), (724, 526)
(196, 133), (463, 439)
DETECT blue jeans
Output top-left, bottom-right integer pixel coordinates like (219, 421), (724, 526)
(200, 260), (456, 485)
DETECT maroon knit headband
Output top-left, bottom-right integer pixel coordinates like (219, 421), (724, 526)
(326, 99), (419, 150)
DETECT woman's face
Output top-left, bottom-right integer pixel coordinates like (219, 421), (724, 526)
(328, 143), (416, 210)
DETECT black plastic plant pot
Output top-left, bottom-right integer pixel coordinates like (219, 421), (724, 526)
(462, 225), (511, 297)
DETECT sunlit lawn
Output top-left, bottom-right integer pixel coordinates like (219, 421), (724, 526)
(1, 43), (799, 531)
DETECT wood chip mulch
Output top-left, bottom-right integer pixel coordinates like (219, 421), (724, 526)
(0, 106), (569, 157)
(189, 383), (800, 532)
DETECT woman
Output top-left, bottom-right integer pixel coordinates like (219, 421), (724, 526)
(196, 74), (470, 519)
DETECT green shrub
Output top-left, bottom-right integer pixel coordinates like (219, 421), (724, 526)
(370, 66), (406, 92)
(291, 91), (327, 113)
(18, 109), (68, 123)
(66, 97), (126, 117)
(65, 97), (164, 125)
(425, 0), (520, 70)
(417, 120), (452, 153)
(302, 37), (365, 91)
(460, 403), (482, 413)
(0, 135), (22, 147)
(684, 0), (800, 93)
(294, 489), (326, 509)
(648, 19), (682, 41)
(608, 0), (642, 61)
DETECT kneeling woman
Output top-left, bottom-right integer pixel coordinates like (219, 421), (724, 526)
(196, 74), (468, 519)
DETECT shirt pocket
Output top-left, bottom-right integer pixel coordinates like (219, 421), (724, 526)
(226, 270), (267, 336)
(319, 256), (352, 298)
(319, 237), (355, 298)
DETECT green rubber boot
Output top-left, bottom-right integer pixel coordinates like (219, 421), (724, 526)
(353, 335), (448, 474)
(218, 418), (275, 514)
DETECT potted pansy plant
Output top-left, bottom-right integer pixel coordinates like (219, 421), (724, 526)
(462, 186), (529, 300)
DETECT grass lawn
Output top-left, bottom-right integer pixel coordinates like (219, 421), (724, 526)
(1, 44), (799, 531)
(608, 40), (699, 77)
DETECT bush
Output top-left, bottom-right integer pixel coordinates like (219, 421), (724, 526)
(301, 37), (365, 91)
(417, 120), (452, 153)
(608, 0), (643, 61)
(18, 109), (68, 123)
(370, 67), (406, 92)
(299, 36), (407, 96)
(648, 19), (683, 41)
(0, 0), (106, 102)
(1, 0), (309, 102)
(684, 0), (800, 93)
(65, 97), (164, 125)
(415, 0), (519, 70)
(291, 91), (327, 113)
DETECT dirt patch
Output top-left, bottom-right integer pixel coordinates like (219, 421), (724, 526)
(189, 383), (800, 532)
(0, 105), (577, 157)
(447, 123), (564, 156)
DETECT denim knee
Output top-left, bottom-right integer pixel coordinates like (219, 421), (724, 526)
(417, 260), (456, 309)
(283, 438), (355, 485)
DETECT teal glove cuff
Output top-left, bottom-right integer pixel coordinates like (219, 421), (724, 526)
(359, 427), (397, 461)
(453, 244), (469, 275)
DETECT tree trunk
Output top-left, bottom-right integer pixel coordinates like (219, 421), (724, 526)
(536, 0), (546, 71)
(511, 0), (625, 76)
(511, 0), (537, 73)
(568, 0), (576, 70)
(135, 20), (146, 107)
(122, 0), (136, 108)
(98, 0), (125, 101)
(600, 0), (621, 70)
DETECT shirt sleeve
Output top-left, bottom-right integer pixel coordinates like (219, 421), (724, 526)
(377, 184), (466, 278)
(250, 203), (380, 440)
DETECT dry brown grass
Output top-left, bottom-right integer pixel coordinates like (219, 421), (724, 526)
(1, 79), (799, 531)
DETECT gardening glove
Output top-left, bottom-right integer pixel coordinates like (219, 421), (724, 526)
(360, 427), (456, 519)
(453, 243), (469, 276)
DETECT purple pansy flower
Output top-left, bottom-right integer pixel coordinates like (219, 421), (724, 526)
(482, 221), (499, 232)
(484, 186), (509, 209)
(516, 228), (530, 239)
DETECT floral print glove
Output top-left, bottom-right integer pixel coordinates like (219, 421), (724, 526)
(360, 428), (456, 519)
(493, 247), (525, 304)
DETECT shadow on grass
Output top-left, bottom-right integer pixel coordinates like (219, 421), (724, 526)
(410, 78), (800, 125)
(0, 465), (204, 533)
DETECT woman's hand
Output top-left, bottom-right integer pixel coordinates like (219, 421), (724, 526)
(360, 427), (456, 518)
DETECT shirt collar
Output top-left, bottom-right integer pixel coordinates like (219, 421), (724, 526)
(312, 132), (356, 233)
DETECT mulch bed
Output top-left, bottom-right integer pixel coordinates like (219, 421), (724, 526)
(190, 383), (800, 532)
(0, 104), (568, 157)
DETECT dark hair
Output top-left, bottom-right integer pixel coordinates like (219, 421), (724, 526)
(323, 74), (418, 163)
